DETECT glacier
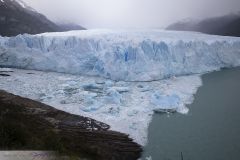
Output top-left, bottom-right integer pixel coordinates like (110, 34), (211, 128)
(0, 30), (240, 146)
(0, 29), (240, 81)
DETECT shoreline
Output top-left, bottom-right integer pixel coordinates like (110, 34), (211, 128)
(0, 90), (142, 160)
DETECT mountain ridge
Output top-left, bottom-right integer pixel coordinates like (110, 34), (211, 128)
(0, 0), (85, 37)
(166, 13), (240, 37)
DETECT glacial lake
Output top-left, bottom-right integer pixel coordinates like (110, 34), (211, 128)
(142, 67), (240, 160)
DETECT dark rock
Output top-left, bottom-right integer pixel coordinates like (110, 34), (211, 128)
(0, 90), (142, 160)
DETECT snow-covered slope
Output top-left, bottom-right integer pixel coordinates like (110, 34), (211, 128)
(0, 30), (240, 81)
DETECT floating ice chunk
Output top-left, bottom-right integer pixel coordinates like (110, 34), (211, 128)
(151, 91), (180, 109)
(176, 104), (189, 114)
(95, 79), (105, 84)
(127, 110), (139, 117)
(82, 83), (103, 93)
(138, 84), (152, 92)
(63, 86), (79, 95)
(129, 122), (138, 130)
(145, 156), (152, 160)
(105, 80), (114, 87)
(104, 88), (122, 104)
(137, 84), (144, 88)
(108, 106), (120, 115)
(81, 94), (102, 112)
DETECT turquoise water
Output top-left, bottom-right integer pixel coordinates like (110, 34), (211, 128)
(143, 67), (240, 160)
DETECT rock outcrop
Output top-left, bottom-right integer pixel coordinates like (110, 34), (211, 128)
(0, 90), (142, 160)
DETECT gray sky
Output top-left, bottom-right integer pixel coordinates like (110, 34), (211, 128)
(22, 0), (240, 29)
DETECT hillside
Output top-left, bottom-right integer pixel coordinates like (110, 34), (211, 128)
(0, 0), (85, 37)
(167, 13), (240, 37)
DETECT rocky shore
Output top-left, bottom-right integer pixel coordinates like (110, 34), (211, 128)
(0, 90), (142, 160)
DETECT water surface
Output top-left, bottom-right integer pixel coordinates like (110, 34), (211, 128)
(143, 67), (240, 160)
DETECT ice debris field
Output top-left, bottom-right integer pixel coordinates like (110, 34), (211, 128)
(0, 30), (240, 145)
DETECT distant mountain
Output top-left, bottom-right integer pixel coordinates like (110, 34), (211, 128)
(0, 0), (85, 37)
(166, 13), (240, 37)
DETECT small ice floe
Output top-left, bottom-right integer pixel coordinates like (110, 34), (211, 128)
(127, 110), (139, 117)
(105, 80), (114, 87)
(82, 83), (103, 93)
(145, 156), (152, 160)
(80, 91), (102, 112)
(63, 86), (79, 95)
(95, 79), (105, 84)
(129, 122), (138, 130)
(81, 91), (98, 98)
(108, 106), (120, 115)
(151, 91), (180, 114)
(81, 97), (103, 112)
(104, 88), (122, 104)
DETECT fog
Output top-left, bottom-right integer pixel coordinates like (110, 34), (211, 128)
(22, 0), (240, 29)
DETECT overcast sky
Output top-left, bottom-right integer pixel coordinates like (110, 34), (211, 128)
(22, 0), (240, 29)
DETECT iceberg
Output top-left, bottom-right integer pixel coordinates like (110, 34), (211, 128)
(151, 91), (180, 109)
(0, 29), (240, 81)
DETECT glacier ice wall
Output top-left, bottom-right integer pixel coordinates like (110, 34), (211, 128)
(0, 30), (240, 81)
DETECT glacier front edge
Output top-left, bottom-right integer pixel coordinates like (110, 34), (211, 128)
(0, 30), (240, 81)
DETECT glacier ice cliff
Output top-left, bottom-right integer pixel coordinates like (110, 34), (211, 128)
(0, 29), (240, 81)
